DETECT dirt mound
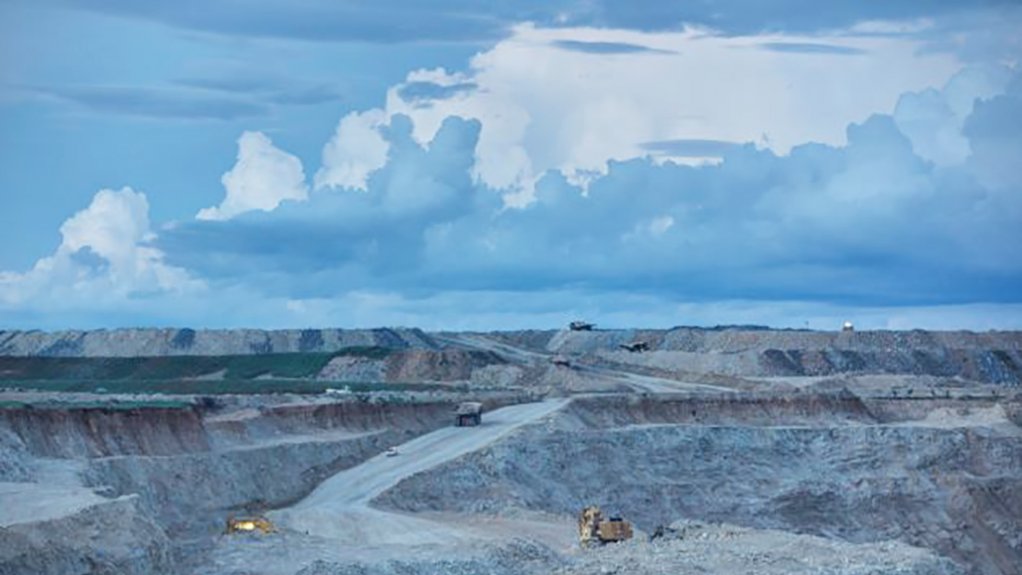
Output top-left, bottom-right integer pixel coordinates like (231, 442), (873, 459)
(554, 520), (962, 575)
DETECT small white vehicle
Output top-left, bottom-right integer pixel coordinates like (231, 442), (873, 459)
(385, 447), (400, 457)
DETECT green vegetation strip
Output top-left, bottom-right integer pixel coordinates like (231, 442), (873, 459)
(0, 399), (194, 410)
(0, 347), (392, 381)
(0, 379), (463, 395)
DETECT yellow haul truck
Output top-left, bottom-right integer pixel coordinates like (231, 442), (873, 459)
(455, 401), (483, 427)
(578, 506), (633, 547)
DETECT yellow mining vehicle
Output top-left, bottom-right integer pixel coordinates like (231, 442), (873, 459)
(619, 341), (650, 353)
(224, 516), (276, 535)
(551, 355), (572, 367)
(578, 505), (633, 547)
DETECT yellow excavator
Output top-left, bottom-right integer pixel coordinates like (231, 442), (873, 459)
(578, 506), (633, 547)
(224, 515), (276, 535)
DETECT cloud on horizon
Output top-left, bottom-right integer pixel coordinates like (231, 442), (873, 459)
(0, 188), (200, 311)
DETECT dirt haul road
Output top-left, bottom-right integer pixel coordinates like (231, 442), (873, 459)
(440, 333), (730, 393)
(572, 364), (732, 393)
(270, 398), (571, 544)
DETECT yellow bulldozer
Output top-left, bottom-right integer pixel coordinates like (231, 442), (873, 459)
(224, 515), (276, 535)
(578, 506), (633, 547)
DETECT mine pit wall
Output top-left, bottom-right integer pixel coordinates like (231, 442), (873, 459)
(564, 391), (880, 428)
(0, 395), (525, 572)
(375, 394), (1022, 575)
(0, 406), (211, 458)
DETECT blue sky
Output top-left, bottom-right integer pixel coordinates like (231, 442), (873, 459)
(1, 0), (1021, 330)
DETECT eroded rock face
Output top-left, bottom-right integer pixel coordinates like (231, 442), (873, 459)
(375, 394), (1022, 575)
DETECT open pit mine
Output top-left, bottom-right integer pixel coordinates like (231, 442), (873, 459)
(1, 326), (1020, 575)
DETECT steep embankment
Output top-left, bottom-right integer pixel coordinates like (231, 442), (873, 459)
(375, 393), (1022, 575)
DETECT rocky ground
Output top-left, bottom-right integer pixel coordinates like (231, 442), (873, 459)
(553, 520), (964, 575)
(0, 327), (1020, 574)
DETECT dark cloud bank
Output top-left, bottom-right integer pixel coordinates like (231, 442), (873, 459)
(51, 0), (1021, 42)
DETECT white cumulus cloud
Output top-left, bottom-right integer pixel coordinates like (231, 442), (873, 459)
(0, 187), (198, 308)
(894, 65), (1012, 166)
(370, 24), (959, 202)
(198, 131), (309, 220)
(314, 109), (390, 191)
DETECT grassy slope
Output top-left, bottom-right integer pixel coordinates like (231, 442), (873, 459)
(0, 347), (465, 395)
(0, 347), (391, 381)
(0, 379), (462, 395)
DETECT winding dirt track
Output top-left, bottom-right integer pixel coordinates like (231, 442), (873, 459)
(270, 399), (570, 544)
